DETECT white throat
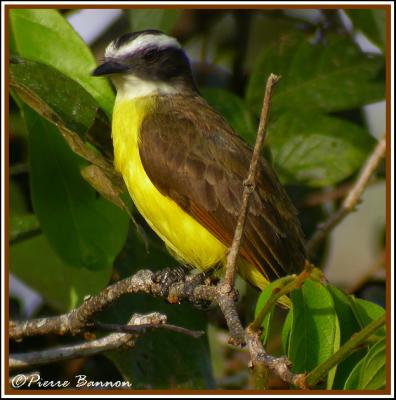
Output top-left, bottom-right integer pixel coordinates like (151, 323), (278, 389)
(112, 74), (179, 101)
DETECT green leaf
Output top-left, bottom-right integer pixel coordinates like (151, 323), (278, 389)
(9, 9), (114, 116)
(349, 297), (386, 336)
(281, 308), (293, 354)
(24, 106), (128, 270)
(129, 9), (181, 34)
(358, 337), (386, 389)
(327, 285), (368, 389)
(254, 279), (285, 345)
(246, 34), (385, 116)
(10, 56), (114, 172)
(344, 337), (386, 389)
(103, 228), (215, 389)
(10, 234), (112, 312)
(244, 12), (313, 72)
(327, 312), (341, 389)
(346, 9), (386, 51)
(10, 56), (98, 139)
(202, 87), (257, 145)
(9, 214), (40, 243)
(268, 112), (375, 187)
(343, 356), (364, 389)
(288, 280), (340, 386)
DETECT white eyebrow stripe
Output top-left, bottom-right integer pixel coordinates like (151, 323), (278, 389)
(105, 34), (181, 59)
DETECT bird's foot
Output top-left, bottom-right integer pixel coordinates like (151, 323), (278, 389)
(152, 265), (189, 297)
(183, 266), (220, 309)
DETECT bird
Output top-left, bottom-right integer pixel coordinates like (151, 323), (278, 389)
(92, 29), (307, 292)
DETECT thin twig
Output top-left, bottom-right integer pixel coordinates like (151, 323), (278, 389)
(10, 312), (164, 370)
(222, 73), (281, 290)
(92, 321), (205, 339)
(215, 74), (281, 348)
(306, 134), (386, 257)
(305, 314), (386, 387)
(300, 179), (379, 208)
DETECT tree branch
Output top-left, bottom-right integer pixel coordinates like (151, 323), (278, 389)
(215, 74), (281, 348)
(10, 312), (164, 370)
(91, 320), (204, 339)
(306, 134), (386, 257)
(9, 265), (307, 387)
(246, 326), (307, 389)
(222, 73), (281, 290)
(9, 270), (217, 341)
(299, 179), (379, 208)
(213, 73), (308, 389)
(10, 270), (154, 340)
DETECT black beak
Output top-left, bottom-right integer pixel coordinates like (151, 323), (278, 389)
(92, 61), (129, 76)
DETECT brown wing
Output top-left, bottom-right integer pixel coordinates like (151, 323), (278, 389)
(139, 94), (306, 280)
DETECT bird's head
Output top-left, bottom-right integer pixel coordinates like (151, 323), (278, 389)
(92, 30), (197, 99)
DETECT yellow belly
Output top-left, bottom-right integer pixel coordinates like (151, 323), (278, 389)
(112, 96), (227, 270)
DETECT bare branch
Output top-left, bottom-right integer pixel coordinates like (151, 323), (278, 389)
(216, 289), (245, 346)
(92, 321), (205, 339)
(214, 74), (281, 347)
(7, 267), (316, 388)
(299, 179), (379, 208)
(306, 134), (386, 256)
(10, 270), (217, 341)
(246, 326), (307, 389)
(223, 73), (281, 290)
(10, 270), (155, 340)
(10, 312), (164, 370)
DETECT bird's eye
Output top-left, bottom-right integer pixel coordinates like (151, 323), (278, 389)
(143, 49), (156, 61)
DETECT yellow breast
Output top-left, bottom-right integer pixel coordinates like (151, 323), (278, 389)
(112, 96), (227, 270)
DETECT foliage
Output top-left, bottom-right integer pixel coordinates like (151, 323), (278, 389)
(8, 7), (387, 390)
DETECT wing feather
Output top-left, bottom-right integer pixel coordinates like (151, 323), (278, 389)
(139, 94), (306, 280)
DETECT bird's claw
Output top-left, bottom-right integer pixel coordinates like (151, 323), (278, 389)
(152, 265), (189, 297)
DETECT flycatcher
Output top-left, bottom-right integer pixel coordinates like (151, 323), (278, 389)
(92, 30), (306, 290)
